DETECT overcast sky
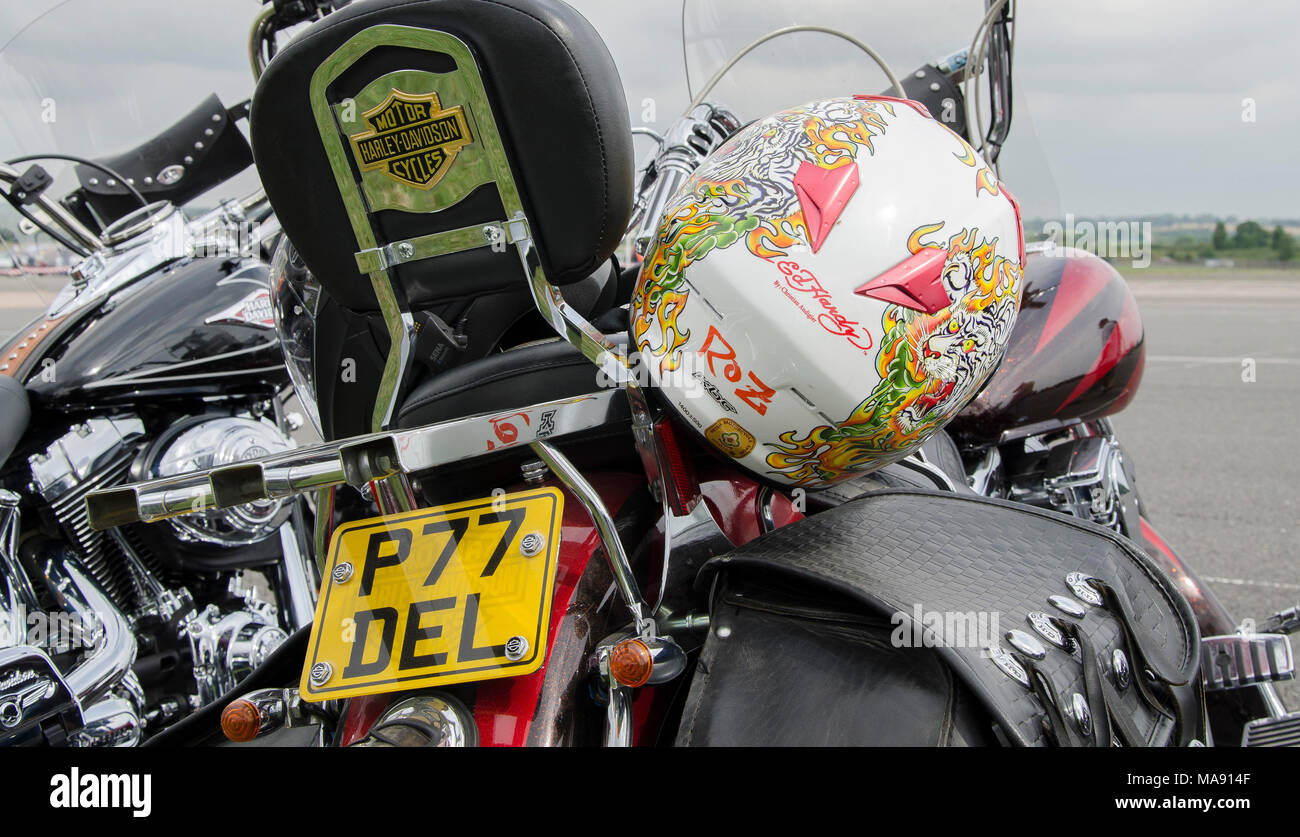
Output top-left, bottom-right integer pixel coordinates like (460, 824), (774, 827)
(0, 0), (1296, 222)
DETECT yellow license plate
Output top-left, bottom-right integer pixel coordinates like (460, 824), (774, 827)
(300, 487), (564, 701)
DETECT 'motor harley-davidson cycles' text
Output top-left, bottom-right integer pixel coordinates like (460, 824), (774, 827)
(1, 0), (1296, 749)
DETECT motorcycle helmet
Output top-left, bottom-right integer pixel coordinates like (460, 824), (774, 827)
(632, 96), (1025, 487)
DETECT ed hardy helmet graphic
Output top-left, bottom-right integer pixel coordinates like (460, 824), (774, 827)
(632, 96), (1025, 487)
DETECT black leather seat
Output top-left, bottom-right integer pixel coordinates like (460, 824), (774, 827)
(397, 332), (626, 429)
(0, 376), (30, 465)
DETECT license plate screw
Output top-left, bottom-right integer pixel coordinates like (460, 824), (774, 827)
(309, 662), (333, 686)
(505, 636), (529, 661)
(519, 532), (545, 557)
(332, 562), (354, 584)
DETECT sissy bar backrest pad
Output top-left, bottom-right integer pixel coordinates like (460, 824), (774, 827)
(249, 0), (633, 439)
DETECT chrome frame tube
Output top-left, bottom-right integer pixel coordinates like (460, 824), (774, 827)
(530, 441), (649, 634)
(85, 389), (630, 530)
(277, 518), (318, 630)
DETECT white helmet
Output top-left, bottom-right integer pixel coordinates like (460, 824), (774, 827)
(631, 96), (1025, 487)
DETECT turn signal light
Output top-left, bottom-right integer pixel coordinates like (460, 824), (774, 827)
(609, 638), (654, 688)
(220, 699), (262, 743)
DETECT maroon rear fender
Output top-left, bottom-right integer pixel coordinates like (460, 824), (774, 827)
(949, 248), (1145, 443)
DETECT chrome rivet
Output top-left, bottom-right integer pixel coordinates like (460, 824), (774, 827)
(194, 141), (204, 150)
(1028, 612), (1072, 651)
(929, 82), (941, 92)
(332, 562), (354, 583)
(519, 532), (544, 557)
(1066, 572), (1103, 607)
(1071, 693), (1093, 736)
(504, 636), (529, 662)
(0, 365), (8, 372)
(211, 113), (222, 122)
(0, 700), (21, 728)
(204, 128), (214, 136)
(16, 343), (26, 350)
(26, 333), (36, 340)
(715, 625), (732, 638)
(989, 645), (1031, 688)
(309, 662), (333, 686)
(1188, 739), (1205, 747)
(88, 177), (99, 185)
(1049, 594), (1087, 618)
(7, 354), (17, 360)
(183, 155), (194, 165)
(1006, 629), (1046, 660)
(143, 176), (153, 185)
(106, 179), (116, 187)
(1111, 648), (1131, 690)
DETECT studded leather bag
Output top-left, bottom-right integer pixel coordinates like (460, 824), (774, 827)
(686, 489), (1206, 747)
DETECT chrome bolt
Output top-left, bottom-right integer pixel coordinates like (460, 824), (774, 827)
(504, 636), (529, 662)
(519, 532), (544, 558)
(309, 662), (333, 686)
(482, 225), (503, 244)
(332, 562), (354, 584)
(395, 242), (415, 260)
(520, 459), (548, 485)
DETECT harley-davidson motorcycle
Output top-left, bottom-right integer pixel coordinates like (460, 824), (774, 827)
(47, 0), (1299, 747)
(0, 0), (359, 746)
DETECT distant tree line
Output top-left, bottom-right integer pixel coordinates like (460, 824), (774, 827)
(1211, 220), (1294, 260)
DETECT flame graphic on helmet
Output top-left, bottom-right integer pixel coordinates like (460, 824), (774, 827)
(765, 223), (1022, 485)
(634, 99), (898, 374)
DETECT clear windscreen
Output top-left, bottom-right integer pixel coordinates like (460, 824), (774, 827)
(0, 0), (266, 273)
(568, 0), (1058, 222)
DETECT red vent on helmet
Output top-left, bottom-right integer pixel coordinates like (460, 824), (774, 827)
(854, 247), (951, 313)
(793, 160), (860, 253)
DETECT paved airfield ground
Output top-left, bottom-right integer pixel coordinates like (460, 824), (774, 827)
(4, 268), (1300, 728)
(1112, 269), (1300, 714)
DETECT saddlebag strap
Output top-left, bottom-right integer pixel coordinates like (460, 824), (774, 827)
(696, 489), (1204, 747)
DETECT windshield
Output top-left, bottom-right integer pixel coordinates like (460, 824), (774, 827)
(568, 0), (1059, 222)
(0, 0), (266, 276)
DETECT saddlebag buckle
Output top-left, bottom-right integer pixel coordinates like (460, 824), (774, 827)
(1200, 632), (1295, 691)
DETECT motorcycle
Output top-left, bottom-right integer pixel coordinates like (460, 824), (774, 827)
(81, 0), (1297, 747)
(0, 0), (353, 746)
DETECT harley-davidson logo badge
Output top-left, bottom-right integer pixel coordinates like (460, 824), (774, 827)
(705, 418), (756, 459)
(348, 89), (472, 190)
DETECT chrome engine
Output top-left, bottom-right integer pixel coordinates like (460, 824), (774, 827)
(966, 419), (1141, 536)
(1, 411), (309, 746)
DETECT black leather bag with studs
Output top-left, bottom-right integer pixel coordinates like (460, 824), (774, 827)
(677, 489), (1205, 747)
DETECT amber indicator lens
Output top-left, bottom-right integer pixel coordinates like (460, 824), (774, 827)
(609, 638), (654, 688)
(220, 699), (262, 743)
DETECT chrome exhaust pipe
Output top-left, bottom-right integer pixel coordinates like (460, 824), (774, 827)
(38, 550), (137, 709)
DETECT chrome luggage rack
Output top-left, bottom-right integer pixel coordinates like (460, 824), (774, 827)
(83, 389), (628, 531)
